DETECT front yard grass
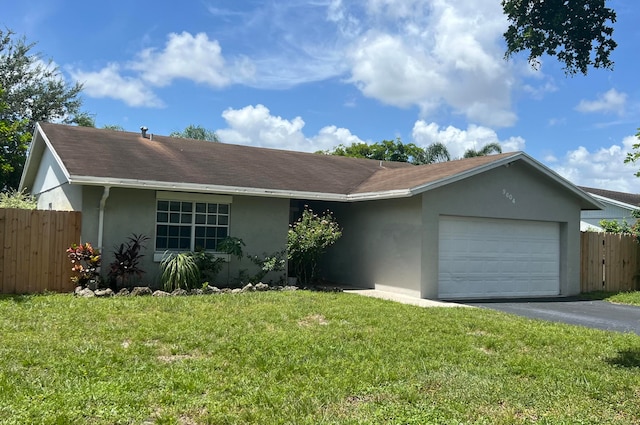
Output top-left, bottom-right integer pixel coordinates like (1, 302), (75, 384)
(1, 291), (639, 424)
(582, 290), (640, 306)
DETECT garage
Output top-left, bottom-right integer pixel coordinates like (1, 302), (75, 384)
(438, 216), (560, 299)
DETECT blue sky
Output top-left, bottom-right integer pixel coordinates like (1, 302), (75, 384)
(6, 0), (640, 191)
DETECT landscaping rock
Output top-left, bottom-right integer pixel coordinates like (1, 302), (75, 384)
(255, 282), (269, 291)
(190, 288), (204, 295)
(116, 288), (130, 296)
(204, 285), (220, 294)
(282, 285), (299, 291)
(221, 288), (233, 294)
(152, 290), (170, 297)
(231, 288), (242, 294)
(171, 288), (188, 296)
(75, 287), (95, 297)
(94, 288), (114, 297)
(130, 286), (152, 296)
(241, 283), (254, 292)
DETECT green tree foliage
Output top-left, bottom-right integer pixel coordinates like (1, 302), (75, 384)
(0, 29), (86, 189)
(0, 93), (30, 189)
(103, 124), (125, 131)
(624, 129), (640, 176)
(321, 138), (450, 165)
(502, 0), (617, 75)
(463, 142), (503, 158)
(170, 124), (220, 142)
(0, 188), (36, 209)
(288, 207), (342, 285)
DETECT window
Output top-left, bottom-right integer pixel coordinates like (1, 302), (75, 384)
(155, 192), (231, 253)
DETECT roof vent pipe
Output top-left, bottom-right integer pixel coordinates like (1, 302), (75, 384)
(140, 126), (148, 138)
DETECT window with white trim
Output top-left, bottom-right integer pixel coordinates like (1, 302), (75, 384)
(155, 193), (231, 252)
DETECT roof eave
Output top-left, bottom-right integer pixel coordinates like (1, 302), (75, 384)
(67, 176), (413, 202)
(19, 122), (72, 192)
(587, 193), (639, 211)
(407, 152), (603, 211)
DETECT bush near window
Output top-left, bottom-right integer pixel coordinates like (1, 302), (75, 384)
(161, 249), (225, 291)
(287, 207), (341, 285)
(160, 252), (201, 292)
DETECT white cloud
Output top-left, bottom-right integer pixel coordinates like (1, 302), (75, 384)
(411, 121), (525, 158)
(67, 1), (533, 125)
(341, 0), (518, 127)
(216, 104), (367, 152)
(312, 125), (367, 151)
(131, 32), (235, 87)
(575, 88), (627, 115)
(550, 135), (640, 192)
(69, 63), (163, 108)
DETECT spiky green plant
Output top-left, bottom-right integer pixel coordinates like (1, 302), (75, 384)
(160, 252), (200, 291)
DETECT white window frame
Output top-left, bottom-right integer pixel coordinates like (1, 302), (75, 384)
(153, 192), (233, 262)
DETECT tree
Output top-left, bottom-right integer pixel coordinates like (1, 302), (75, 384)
(287, 207), (341, 285)
(0, 90), (30, 189)
(623, 129), (640, 176)
(502, 0), (617, 75)
(463, 142), (503, 158)
(321, 138), (450, 165)
(420, 142), (451, 164)
(0, 29), (86, 189)
(103, 124), (125, 131)
(170, 124), (220, 142)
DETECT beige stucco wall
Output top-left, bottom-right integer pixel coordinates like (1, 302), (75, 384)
(321, 196), (423, 297)
(321, 160), (583, 299)
(81, 188), (289, 287)
(420, 161), (582, 298)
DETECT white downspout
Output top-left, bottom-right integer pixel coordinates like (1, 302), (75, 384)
(97, 186), (111, 253)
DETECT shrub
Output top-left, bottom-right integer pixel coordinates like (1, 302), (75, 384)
(108, 234), (149, 289)
(0, 189), (36, 209)
(246, 250), (287, 283)
(191, 248), (225, 283)
(160, 252), (200, 291)
(217, 236), (245, 260)
(287, 207), (341, 285)
(66, 242), (101, 287)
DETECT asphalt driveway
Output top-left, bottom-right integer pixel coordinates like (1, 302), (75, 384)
(462, 297), (640, 335)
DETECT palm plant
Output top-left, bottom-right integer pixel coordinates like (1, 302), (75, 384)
(160, 252), (200, 291)
(463, 142), (502, 158)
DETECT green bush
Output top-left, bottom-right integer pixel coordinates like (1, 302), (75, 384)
(0, 188), (36, 209)
(246, 250), (287, 283)
(160, 252), (200, 291)
(108, 234), (149, 289)
(287, 207), (341, 285)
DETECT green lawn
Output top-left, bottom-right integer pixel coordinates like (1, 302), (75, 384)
(581, 290), (640, 306)
(1, 292), (639, 424)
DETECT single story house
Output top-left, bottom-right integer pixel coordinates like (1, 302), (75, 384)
(578, 186), (640, 231)
(20, 122), (602, 299)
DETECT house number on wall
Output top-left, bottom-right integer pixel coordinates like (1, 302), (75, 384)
(502, 189), (516, 204)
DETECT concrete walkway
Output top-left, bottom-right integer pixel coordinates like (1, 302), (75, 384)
(343, 288), (469, 308)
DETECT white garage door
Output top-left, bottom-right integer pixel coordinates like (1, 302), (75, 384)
(438, 216), (560, 299)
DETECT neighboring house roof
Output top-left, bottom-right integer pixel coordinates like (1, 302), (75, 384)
(578, 186), (640, 210)
(21, 122), (601, 208)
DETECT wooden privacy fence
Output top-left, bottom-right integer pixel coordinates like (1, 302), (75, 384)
(0, 209), (81, 294)
(581, 231), (640, 293)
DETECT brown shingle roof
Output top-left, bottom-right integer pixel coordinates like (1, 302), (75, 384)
(578, 186), (640, 207)
(34, 122), (519, 199)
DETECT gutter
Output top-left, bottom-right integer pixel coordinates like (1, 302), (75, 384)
(97, 186), (111, 253)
